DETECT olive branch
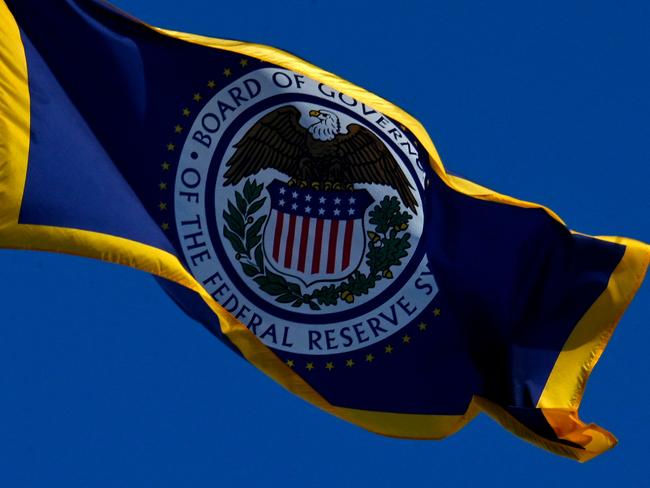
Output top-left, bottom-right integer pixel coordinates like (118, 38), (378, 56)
(223, 179), (413, 310)
(222, 179), (267, 273)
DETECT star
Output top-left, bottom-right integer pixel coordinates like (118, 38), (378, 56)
(333, 209), (340, 216)
(174, 125), (183, 134)
(319, 196), (326, 204)
(182, 108), (191, 117)
(161, 162), (171, 171)
(345, 359), (355, 368)
(325, 362), (334, 371)
(305, 194), (312, 202)
(292, 191), (298, 199)
(286, 359), (294, 368)
(239, 58), (249, 67)
(365, 353), (374, 362)
(318, 208), (325, 215)
(385, 345), (393, 354)
(334, 197), (341, 205)
(166, 143), (175, 151)
(306, 362), (314, 371)
(158, 202), (167, 211)
(207, 80), (216, 89)
(418, 322), (428, 331)
(279, 187), (286, 195)
(159, 182), (168, 190)
(161, 222), (170, 231)
(433, 308), (441, 317)
(193, 93), (202, 102)
(278, 199), (286, 206)
(223, 68), (232, 77)
(402, 334), (411, 344)
(348, 208), (355, 215)
(305, 206), (312, 213)
(291, 203), (298, 210)
(348, 196), (356, 204)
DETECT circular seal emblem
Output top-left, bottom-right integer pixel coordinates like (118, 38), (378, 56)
(174, 68), (437, 355)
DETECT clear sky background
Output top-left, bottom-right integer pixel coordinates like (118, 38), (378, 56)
(1, 1), (648, 486)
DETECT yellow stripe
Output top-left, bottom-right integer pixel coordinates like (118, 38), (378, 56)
(529, 236), (649, 460)
(0, 0), (30, 228)
(538, 236), (650, 409)
(332, 405), (479, 439)
(474, 397), (613, 463)
(447, 174), (498, 196)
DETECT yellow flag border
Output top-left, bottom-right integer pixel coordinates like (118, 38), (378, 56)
(1, 0), (648, 460)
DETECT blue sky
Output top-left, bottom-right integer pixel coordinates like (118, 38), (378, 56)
(1, 1), (648, 486)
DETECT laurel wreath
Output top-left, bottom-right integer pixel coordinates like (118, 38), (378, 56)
(223, 179), (412, 310)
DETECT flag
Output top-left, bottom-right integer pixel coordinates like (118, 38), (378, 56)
(1, 0), (648, 462)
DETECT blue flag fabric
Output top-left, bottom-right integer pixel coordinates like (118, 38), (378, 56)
(1, 0), (648, 461)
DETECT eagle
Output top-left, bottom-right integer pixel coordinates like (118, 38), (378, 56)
(223, 106), (418, 212)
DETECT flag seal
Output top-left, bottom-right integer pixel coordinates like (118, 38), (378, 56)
(173, 68), (438, 355)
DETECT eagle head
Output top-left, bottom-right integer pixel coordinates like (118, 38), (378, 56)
(308, 109), (340, 142)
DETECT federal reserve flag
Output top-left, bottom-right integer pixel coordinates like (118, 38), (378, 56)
(1, 0), (648, 462)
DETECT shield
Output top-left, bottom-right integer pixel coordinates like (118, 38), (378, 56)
(263, 179), (374, 285)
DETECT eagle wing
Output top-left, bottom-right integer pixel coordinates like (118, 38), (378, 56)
(223, 106), (309, 186)
(336, 124), (418, 212)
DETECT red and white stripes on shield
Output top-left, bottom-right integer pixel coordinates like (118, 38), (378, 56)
(268, 209), (363, 278)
